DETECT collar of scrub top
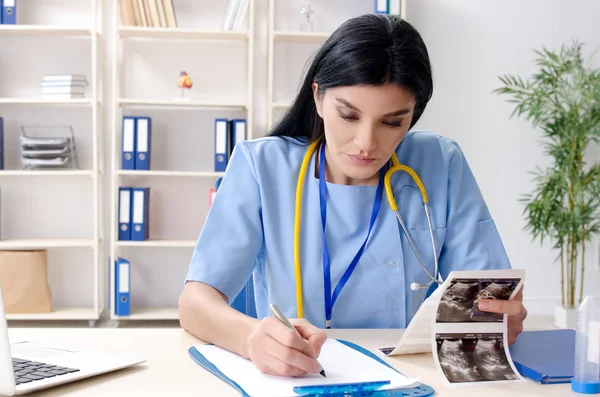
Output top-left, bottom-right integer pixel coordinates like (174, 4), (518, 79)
(318, 141), (385, 329)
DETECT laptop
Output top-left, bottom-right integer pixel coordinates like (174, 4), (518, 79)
(0, 287), (145, 396)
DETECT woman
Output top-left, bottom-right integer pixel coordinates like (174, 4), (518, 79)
(179, 14), (527, 378)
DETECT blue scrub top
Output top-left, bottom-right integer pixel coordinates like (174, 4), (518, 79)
(185, 130), (511, 329)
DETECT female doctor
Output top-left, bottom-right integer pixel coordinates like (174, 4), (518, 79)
(178, 14), (527, 378)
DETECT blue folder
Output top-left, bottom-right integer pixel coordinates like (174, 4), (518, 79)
(188, 339), (434, 396)
(2, 0), (16, 25)
(508, 329), (593, 384)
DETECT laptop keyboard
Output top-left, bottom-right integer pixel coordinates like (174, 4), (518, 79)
(12, 358), (80, 385)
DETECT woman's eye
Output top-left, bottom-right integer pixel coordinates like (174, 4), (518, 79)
(339, 113), (358, 122)
(384, 120), (403, 128)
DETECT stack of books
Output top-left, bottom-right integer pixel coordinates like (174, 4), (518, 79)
(120, 0), (177, 28)
(41, 74), (87, 100)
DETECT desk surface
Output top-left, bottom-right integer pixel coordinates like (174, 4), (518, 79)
(7, 327), (575, 396)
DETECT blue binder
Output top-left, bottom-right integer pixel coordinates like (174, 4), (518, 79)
(118, 187), (132, 241)
(134, 116), (151, 170)
(0, 116), (4, 170)
(507, 329), (597, 384)
(214, 118), (230, 172)
(229, 118), (246, 155)
(115, 257), (130, 316)
(121, 116), (136, 170)
(188, 339), (434, 396)
(131, 187), (149, 241)
(0, 1), (2, 24)
(374, 0), (389, 14)
(2, 0), (15, 24)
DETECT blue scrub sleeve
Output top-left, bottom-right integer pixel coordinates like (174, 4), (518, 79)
(438, 142), (512, 278)
(185, 142), (263, 303)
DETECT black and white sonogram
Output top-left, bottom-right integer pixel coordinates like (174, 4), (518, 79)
(436, 280), (479, 322)
(472, 335), (520, 381)
(436, 333), (520, 383)
(436, 336), (483, 382)
(436, 279), (520, 323)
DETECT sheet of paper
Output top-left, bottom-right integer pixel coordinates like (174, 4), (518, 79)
(380, 287), (443, 356)
(193, 339), (419, 397)
(431, 269), (526, 386)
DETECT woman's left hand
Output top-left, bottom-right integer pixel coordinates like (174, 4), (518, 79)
(477, 286), (527, 345)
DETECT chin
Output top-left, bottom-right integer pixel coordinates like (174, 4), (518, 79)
(347, 167), (380, 184)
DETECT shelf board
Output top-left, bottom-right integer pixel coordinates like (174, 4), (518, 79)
(273, 30), (330, 41)
(112, 307), (179, 321)
(6, 307), (99, 321)
(117, 170), (224, 177)
(0, 98), (93, 106)
(116, 239), (196, 248)
(272, 101), (291, 109)
(0, 25), (93, 37)
(0, 170), (94, 177)
(0, 239), (96, 249)
(118, 26), (249, 41)
(118, 98), (246, 109)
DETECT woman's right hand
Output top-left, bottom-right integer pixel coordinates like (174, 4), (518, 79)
(245, 317), (327, 377)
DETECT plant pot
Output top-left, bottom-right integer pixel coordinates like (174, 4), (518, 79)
(554, 305), (577, 329)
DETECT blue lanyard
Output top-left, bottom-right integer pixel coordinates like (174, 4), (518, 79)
(318, 142), (384, 328)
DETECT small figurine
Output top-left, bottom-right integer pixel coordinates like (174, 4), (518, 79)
(299, 5), (314, 32)
(177, 71), (193, 99)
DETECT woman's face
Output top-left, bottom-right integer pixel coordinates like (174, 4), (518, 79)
(313, 83), (416, 186)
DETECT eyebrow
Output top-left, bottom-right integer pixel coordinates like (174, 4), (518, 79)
(335, 98), (410, 117)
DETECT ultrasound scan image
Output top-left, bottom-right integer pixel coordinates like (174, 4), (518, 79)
(436, 281), (479, 322)
(436, 334), (519, 383)
(437, 279), (520, 323)
(436, 338), (483, 383)
(472, 338), (519, 381)
(470, 281), (519, 322)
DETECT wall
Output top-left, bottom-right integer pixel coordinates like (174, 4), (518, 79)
(2, 0), (598, 318)
(407, 0), (600, 315)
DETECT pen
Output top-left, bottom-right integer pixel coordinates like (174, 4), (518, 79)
(269, 303), (326, 378)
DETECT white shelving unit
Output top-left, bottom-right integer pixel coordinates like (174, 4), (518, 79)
(266, 0), (330, 129)
(0, 1), (103, 325)
(266, 0), (406, 129)
(109, 0), (255, 323)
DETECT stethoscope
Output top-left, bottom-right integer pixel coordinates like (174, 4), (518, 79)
(293, 139), (441, 319)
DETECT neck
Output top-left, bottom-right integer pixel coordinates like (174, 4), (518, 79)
(321, 145), (379, 186)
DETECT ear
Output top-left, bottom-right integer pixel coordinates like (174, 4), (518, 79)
(312, 82), (324, 118)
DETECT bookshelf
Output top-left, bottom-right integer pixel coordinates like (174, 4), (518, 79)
(109, 0), (255, 324)
(0, 0), (103, 325)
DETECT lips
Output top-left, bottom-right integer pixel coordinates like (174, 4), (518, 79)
(348, 154), (375, 165)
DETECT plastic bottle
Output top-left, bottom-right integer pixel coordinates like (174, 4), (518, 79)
(572, 296), (600, 394)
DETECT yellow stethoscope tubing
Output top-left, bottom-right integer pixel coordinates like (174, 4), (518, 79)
(293, 140), (439, 318)
(293, 139), (321, 318)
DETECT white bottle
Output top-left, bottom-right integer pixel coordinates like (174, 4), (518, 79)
(572, 296), (600, 394)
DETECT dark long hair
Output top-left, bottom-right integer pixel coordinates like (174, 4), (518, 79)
(268, 14), (433, 144)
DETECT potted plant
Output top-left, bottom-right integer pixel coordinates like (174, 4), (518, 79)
(494, 40), (600, 328)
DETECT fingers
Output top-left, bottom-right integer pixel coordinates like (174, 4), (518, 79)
(291, 319), (328, 357)
(478, 299), (527, 319)
(514, 285), (523, 301)
(266, 317), (317, 359)
(247, 317), (323, 377)
(507, 315), (524, 345)
(259, 334), (321, 376)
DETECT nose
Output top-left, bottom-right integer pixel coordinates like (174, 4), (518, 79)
(353, 124), (377, 154)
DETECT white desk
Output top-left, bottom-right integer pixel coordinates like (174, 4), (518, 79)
(7, 327), (574, 396)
